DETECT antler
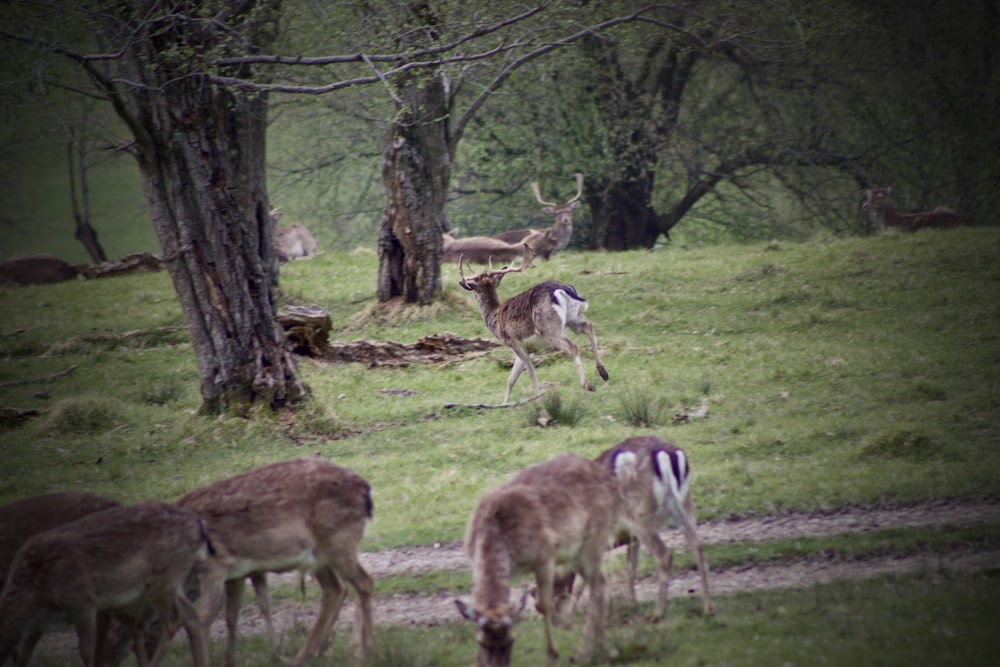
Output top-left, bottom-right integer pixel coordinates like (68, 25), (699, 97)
(487, 244), (536, 276)
(531, 174), (585, 207)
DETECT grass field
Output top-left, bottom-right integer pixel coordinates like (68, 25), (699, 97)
(2, 227), (999, 665)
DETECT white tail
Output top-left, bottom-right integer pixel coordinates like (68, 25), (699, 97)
(0, 501), (210, 667)
(494, 173), (584, 256)
(599, 436), (713, 618)
(861, 187), (962, 232)
(455, 453), (625, 666)
(458, 245), (608, 404)
(177, 457), (373, 666)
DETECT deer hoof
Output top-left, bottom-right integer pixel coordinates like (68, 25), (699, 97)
(584, 382), (596, 392)
(597, 365), (609, 382)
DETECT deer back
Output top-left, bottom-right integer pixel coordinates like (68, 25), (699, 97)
(0, 491), (120, 582)
(597, 436), (691, 528)
(494, 280), (587, 344)
(443, 236), (524, 264)
(178, 457), (372, 571)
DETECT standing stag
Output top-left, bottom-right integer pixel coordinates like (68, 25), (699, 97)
(455, 452), (629, 666)
(861, 187), (962, 232)
(0, 502), (210, 667)
(493, 173), (584, 257)
(177, 457), (373, 667)
(458, 245), (608, 404)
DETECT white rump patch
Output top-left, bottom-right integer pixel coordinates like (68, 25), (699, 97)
(611, 450), (638, 480)
(653, 450), (690, 524)
(550, 289), (588, 328)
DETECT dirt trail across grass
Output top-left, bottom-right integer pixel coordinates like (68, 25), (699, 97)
(33, 497), (1000, 657)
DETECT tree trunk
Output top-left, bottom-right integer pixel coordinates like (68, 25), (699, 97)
(68, 137), (107, 263)
(376, 6), (451, 305)
(117, 0), (307, 415)
(589, 175), (661, 250)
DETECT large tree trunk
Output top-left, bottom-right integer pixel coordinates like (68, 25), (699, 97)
(376, 6), (451, 305)
(118, 0), (307, 415)
(589, 175), (661, 250)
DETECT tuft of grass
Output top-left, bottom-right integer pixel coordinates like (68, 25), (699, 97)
(615, 383), (665, 427)
(523, 390), (588, 428)
(30, 395), (128, 436)
(859, 429), (948, 463)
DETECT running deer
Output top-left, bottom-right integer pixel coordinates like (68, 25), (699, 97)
(458, 245), (608, 404)
(454, 452), (629, 666)
(177, 457), (373, 667)
(0, 501), (210, 667)
(493, 173), (584, 257)
(861, 187), (962, 232)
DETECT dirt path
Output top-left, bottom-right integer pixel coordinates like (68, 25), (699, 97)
(32, 497), (1000, 656)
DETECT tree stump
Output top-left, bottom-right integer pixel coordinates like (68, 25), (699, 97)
(277, 306), (332, 357)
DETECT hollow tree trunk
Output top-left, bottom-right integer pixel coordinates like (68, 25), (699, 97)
(589, 176), (661, 250)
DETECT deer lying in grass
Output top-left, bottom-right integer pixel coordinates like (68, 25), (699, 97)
(455, 452), (630, 666)
(270, 208), (319, 262)
(0, 501), (210, 667)
(861, 187), (962, 232)
(443, 228), (558, 264)
(177, 457), (373, 667)
(458, 244), (608, 404)
(493, 173), (583, 257)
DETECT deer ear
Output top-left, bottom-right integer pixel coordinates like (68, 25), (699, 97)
(455, 598), (478, 622)
(569, 200), (581, 210)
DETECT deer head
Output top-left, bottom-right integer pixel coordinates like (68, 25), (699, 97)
(530, 173), (583, 251)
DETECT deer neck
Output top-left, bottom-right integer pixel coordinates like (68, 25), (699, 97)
(475, 289), (505, 339)
(471, 525), (513, 611)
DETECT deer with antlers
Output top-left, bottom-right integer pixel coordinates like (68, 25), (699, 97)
(0, 501), (210, 667)
(493, 174), (584, 258)
(455, 452), (630, 666)
(861, 187), (962, 232)
(458, 245), (608, 404)
(176, 457), (373, 667)
(270, 207), (319, 262)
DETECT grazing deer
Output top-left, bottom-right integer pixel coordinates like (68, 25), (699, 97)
(861, 187), (962, 232)
(455, 452), (629, 666)
(493, 173), (584, 257)
(458, 245), (608, 404)
(0, 491), (120, 582)
(598, 436), (713, 618)
(0, 501), (210, 667)
(270, 208), (319, 262)
(177, 457), (373, 667)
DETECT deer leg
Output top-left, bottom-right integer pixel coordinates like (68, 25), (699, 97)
(576, 551), (607, 663)
(71, 608), (99, 667)
(14, 627), (43, 667)
(172, 594), (209, 667)
(337, 558), (374, 660)
(220, 577), (247, 667)
(533, 562), (560, 665)
(249, 573), (279, 658)
(570, 318), (608, 382)
(294, 566), (347, 665)
(630, 525), (675, 621)
(506, 343), (539, 403)
(551, 335), (594, 392)
(679, 495), (714, 615)
(625, 535), (641, 603)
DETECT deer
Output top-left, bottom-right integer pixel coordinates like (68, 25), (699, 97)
(175, 457), (373, 667)
(0, 254), (78, 286)
(493, 173), (584, 258)
(458, 244), (609, 404)
(0, 501), (210, 667)
(443, 228), (559, 265)
(550, 436), (713, 624)
(861, 187), (962, 232)
(269, 207), (319, 262)
(454, 452), (631, 666)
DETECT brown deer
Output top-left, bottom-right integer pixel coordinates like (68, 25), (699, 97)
(861, 187), (962, 232)
(597, 436), (713, 618)
(0, 491), (120, 582)
(458, 245), (608, 404)
(493, 173), (584, 258)
(455, 452), (630, 666)
(269, 208), (319, 262)
(176, 457), (373, 667)
(443, 228), (559, 265)
(0, 501), (210, 667)
(0, 254), (78, 286)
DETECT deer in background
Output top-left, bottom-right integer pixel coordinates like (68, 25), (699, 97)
(176, 457), (373, 667)
(442, 228), (559, 264)
(455, 452), (631, 666)
(269, 207), (319, 262)
(493, 173), (584, 258)
(861, 187), (962, 232)
(0, 501), (210, 667)
(458, 245), (608, 404)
